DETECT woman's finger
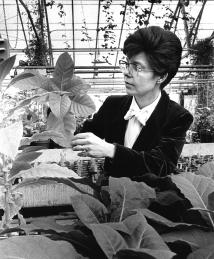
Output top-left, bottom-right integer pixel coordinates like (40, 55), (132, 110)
(71, 138), (90, 146)
(72, 145), (87, 151)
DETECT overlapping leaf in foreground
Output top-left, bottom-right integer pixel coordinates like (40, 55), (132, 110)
(108, 177), (156, 221)
(68, 177), (174, 259)
(7, 52), (96, 147)
(171, 172), (214, 227)
(0, 235), (84, 259)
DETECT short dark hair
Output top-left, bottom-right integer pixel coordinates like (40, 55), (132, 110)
(123, 26), (182, 89)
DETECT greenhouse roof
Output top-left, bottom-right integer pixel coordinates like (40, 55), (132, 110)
(0, 0), (214, 92)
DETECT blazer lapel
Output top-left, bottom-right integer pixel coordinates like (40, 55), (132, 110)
(133, 91), (170, 151)
(110, 95), (132, 145)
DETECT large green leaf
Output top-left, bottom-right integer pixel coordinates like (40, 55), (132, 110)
(9, 161), (32, 179)
(0, 235), (81, 259)
(12, 178), (58, 191)
(109, 177), (156, 221)
(89, 224), (128, 259)
(70, 94), (96, 116)
(0, 121), (23, 159)
(0, 55), (16, 87)
(10, 163), (80, 180)
(70, 195), (107, 225)
(115, 248), (175, 259)
(63, 110), (76, 137)
(197, 161), (214, 179)
(15, 150), (42, 163)
(171, 172), (214, 227)
(76, 194), (108, 223)
(49, 92), (71, 119)
(30, 130), (69, 147)
(139, 208), (205, 231)
(122, 211), (147, 248)
(140, 223), (170, 251)
(162, 229), (214, 249)
(52, 52), (74, 91)
(102, 222), (131, 236)
(46, 111), (76, 144)
(187, 244), (214, 259)
(48, 228), (106, 258)
(208, 192), (214, 222)
(39, 177), (95, 195)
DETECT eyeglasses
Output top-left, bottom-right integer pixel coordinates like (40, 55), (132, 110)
(119, 60), (154, 74)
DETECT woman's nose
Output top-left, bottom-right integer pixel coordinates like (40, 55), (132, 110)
(123, 67), (132, 77)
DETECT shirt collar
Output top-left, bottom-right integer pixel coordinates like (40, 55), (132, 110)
(125, 92), (162, 124)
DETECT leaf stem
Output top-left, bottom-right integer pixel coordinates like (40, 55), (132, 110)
(119, 186), (126, 222)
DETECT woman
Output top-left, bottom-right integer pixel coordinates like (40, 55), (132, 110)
(71, 26), (193, 179)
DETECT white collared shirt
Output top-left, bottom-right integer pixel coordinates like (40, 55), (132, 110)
(124, 92), (161, 148)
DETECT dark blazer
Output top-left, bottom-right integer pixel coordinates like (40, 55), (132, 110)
(81, 90), (193, 179)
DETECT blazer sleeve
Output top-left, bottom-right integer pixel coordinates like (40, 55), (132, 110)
(79, 97), (110, 137)
(107, 110), (193, 178)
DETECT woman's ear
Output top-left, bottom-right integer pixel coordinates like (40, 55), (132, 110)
(158, 73), (168, 84)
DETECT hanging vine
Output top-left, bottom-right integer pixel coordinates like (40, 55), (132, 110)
(18, 0), (65, 66)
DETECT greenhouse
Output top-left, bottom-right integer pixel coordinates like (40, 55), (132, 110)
(0, 0), (214, 258)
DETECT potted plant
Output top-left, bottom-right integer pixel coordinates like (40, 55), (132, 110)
(8, 52), (96, 148)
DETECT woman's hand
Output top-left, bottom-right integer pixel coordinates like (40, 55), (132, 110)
(71, 132), (115, 158)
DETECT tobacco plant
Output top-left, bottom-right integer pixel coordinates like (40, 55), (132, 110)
(7, 52), (96, 147)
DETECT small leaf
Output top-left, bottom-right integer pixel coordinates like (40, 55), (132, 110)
(89, 224), (128, 259)
(0, 235), (81, 259)
(0, 55), (16, 86)
(70, 94), (96, 116)
(0, 121), (23, 159)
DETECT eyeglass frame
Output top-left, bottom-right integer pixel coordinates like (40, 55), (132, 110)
(119, 59), (154, 74)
